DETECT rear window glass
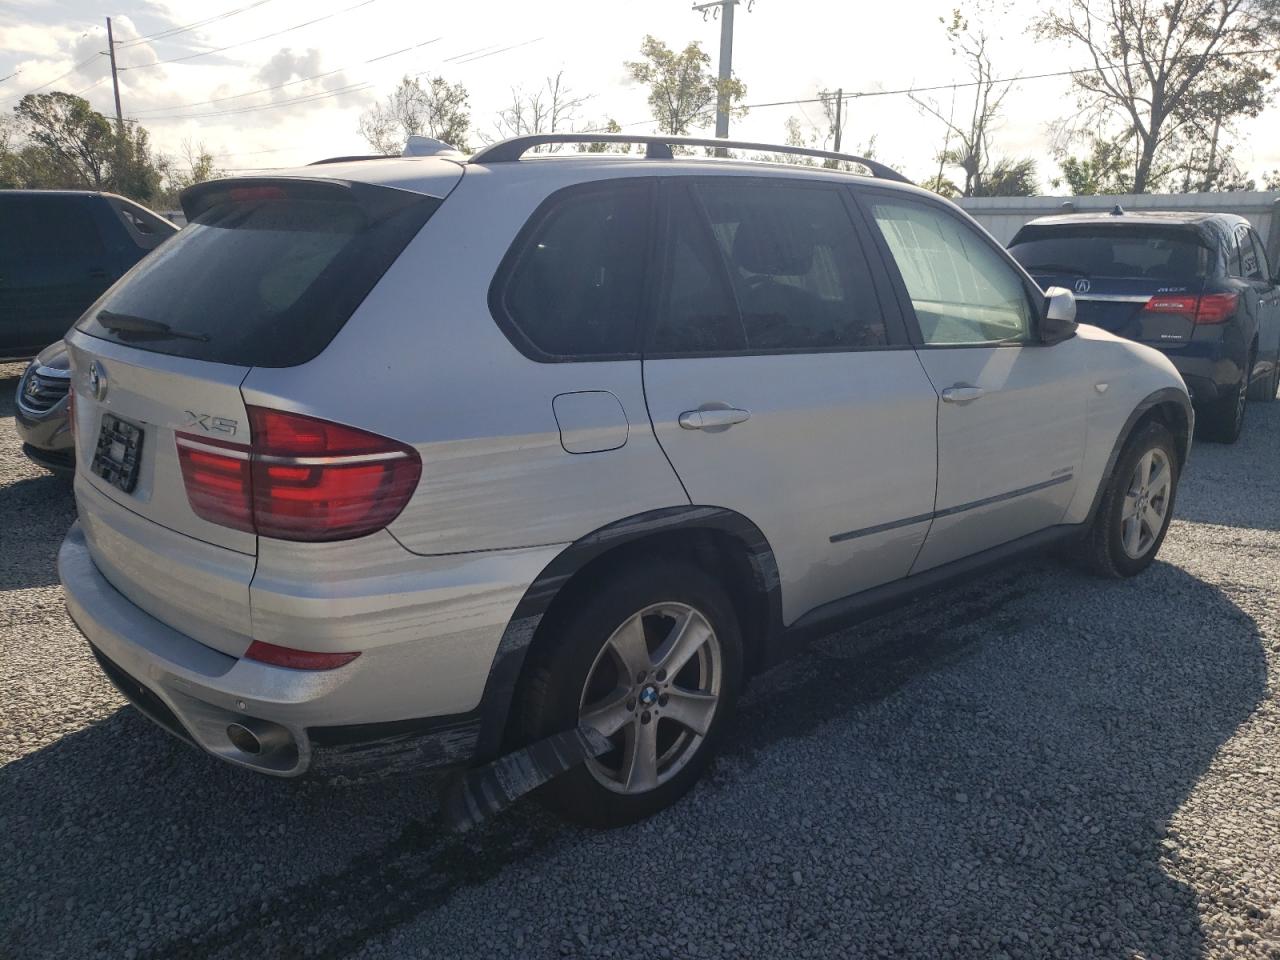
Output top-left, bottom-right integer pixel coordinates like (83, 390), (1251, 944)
(1009, 226), (1210, 280)
(76, 182), (439, 367)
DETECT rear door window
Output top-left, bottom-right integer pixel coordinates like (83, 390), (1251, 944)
(1244, 227), (1268, 282)
(76, 181), (439, 367)
(0, 195), (105, 259)
(494, 180), (654, 360)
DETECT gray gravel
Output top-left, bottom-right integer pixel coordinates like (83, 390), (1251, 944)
(2, 356), (1279, 960)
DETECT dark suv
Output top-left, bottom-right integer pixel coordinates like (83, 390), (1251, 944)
(1009, 210), (1280, 442)
(5, 190), (177, 473)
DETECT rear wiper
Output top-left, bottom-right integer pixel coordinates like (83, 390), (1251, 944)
(96, 310), (209, 342)
(1021, 262), (1088, 277)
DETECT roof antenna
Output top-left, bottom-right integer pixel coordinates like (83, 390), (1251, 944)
(1110, 203), (1125, 216)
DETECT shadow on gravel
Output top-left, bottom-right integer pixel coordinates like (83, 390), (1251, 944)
(0, 373), (22, 419)
(0, 474), (75, 590)
(0, 560), (1266, 960)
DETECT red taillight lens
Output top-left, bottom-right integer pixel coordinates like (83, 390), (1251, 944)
(176, 433), (254, 532)
(1194, 292), (1239, 325)
(248, 407), (421, 542)
(243, 639), (360, 670)
(1143, 295), (1198, 315)
(176, 408), (421, 542)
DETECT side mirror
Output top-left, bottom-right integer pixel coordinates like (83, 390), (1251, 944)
(1040, 286), (1078, 344)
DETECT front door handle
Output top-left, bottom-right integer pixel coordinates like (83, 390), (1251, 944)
(941, 385), (986, 404)
(678, 407), (751, 430)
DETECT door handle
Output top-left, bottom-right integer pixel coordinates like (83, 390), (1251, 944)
(940, 385), (986, 404)
(678, 407), (751, 430)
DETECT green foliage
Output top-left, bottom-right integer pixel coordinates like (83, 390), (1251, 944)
(155, 141), (224, 210)
(971, 157), (1038, 196)
(1, 92), (163, 203)
(1052, 137), (1133, 195)
(358, 75), (472, 154)
(625, 35), (746, 136)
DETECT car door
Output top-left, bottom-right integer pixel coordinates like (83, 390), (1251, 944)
(855, 189), (1089, 573)
(0, 194), (114, 356)
(642, 176), (940, 624)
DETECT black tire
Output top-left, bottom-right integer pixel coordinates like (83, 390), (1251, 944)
(1247, 349), (1280, 403)
(1075, 420), (1179, 578)
(519, 560), (743, 828)
(1198, 357), (1250, 443)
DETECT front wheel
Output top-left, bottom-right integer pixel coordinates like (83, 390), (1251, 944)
(1076, 420), (1180, 578)
(519, 561), (743, 827)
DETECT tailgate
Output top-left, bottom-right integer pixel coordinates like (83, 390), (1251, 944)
(1032, 273), (1204, 346)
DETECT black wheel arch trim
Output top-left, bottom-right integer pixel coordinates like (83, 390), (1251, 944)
(470, 505), (783, 761)
(1085, 386), (1193, 527)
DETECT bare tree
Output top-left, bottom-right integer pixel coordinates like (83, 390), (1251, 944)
(910, 5), (1016, 197)
(488, 72), (591, 147)
(358, 75), (471, 154)
(1037, 0), (1279, 193)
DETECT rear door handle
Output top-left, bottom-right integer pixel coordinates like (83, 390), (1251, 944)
(940, 385), (986, 404)
(678, 407), (751, 430)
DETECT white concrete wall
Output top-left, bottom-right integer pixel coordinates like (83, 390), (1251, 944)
(956, 192), (1280, 248)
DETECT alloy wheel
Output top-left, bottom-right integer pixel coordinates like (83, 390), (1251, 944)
(578, 602), (723, 795)
(1120, 448), (1172, 559)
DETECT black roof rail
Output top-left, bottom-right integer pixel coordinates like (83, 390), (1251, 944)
(470, 133), (912, 183)
(307, 154), (392, 166)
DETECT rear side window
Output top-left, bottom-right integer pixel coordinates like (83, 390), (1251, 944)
(651, 179), (888, 355)
(76, 180), (439, 367)
(494, 180), (653, 359)
(0, 195), (105, 259)
(1248, 230), (1271, 283)
(1009, 225), (1210, 281)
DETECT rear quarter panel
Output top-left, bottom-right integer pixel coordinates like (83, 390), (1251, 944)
(1061, 323), (1190, 525)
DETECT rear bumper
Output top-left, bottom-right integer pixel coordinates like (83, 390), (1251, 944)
(59, 520), (560, 777)
(1160, 329), (1248, 405)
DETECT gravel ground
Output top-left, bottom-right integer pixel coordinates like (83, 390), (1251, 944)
(1, 357), (1278, 960)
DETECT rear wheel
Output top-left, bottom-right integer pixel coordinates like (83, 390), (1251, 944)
(1198, 357), (1250, 443)
(1247, 349), (1280, 402)
(519, 561), (743, 827)
(1076, 420), (1179, 578)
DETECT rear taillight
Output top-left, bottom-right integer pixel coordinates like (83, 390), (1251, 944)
(243, 640), (360, 670)
(1193, 292), (1239, 325)
(176, 408), (421, 542)
(1143, 292), (1239, 326)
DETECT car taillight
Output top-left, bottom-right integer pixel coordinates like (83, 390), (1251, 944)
(176, 408), (421, 542)
(1143, 292), (1239, 325)
(243, 640), (360, 670)
(1193, 292), (1239, 324)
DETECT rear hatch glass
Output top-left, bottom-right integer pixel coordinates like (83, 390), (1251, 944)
(1009, 224), (1211, 345)
(75, 178), (441, 368)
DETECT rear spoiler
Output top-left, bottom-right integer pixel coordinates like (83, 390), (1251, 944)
(179, 177), (433, 224)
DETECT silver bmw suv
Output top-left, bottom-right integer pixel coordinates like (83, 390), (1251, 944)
(59, 133), (1192, 827)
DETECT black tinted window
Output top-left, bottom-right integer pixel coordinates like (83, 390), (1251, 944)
(650, 194), (745, 353)
(1243, 228), (1267, 282)
(76, 182), (438, 367)
(1009, 225), (1210, 280)
(693, 181), (886, 350)
(500, 181), (652, 358)
(0, 196), (104, 258)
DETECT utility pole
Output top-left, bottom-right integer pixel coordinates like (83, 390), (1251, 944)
(831, 88), (843, 153)
(105, 17), (123, 133)
(692, 0), (749, 156)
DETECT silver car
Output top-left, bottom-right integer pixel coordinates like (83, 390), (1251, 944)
(58, 134), (1192, 827)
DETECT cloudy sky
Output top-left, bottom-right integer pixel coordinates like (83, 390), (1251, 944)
(2, 0), (1279, 188)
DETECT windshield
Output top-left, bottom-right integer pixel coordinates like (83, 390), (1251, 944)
(76, 182), (439, 367)
(1009, 225), (1211, 281)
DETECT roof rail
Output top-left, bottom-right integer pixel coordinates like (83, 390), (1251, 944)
(470, 133), (912, 183)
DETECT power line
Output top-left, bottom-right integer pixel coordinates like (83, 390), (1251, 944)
(2, 51), (103, 105)
(130, 35), (441, 115)
(117, 0), (380, 70)
(449, 37), (544, 64)
(117, 0), (279, 48)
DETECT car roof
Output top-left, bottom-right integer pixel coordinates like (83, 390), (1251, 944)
(1021, 210), (1248, 229)
(245, 152), (935, 202)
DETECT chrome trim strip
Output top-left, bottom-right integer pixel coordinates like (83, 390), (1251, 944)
(1074, 294), (1156, 304)
(829, 512), (933, 544)
(829, 474), (1074, 543)
(932, 473), (1074, 518)
(174, 437), (250, 460)
(254, 451), (408, 466)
